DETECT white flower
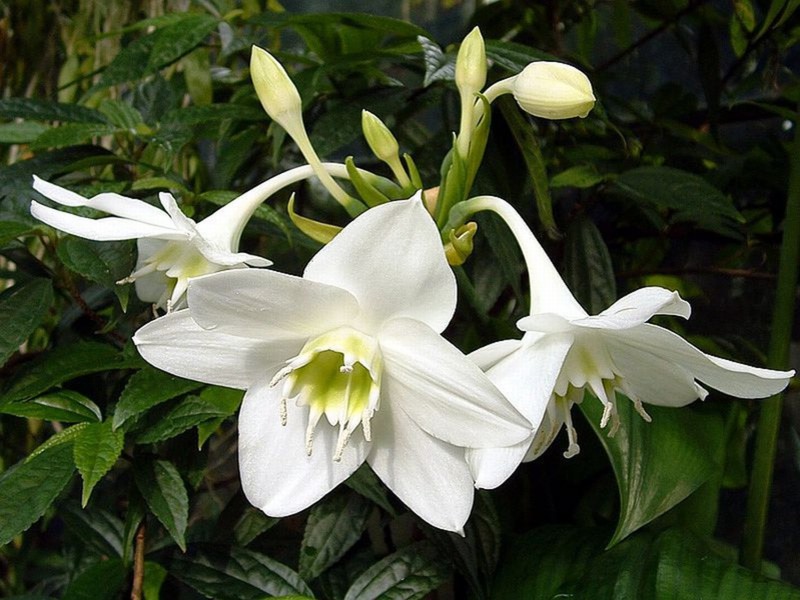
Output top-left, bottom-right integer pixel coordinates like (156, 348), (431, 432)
(456, 196), (793, 489)
(511, 61), (595, 119)
(132, 196), (531, 532)
(30, 165), (348, 310)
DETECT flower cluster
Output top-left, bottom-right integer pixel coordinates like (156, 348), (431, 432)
(30, 28), (793, 532)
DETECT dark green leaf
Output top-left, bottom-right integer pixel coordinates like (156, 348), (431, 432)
(74, 421), (125, 506)
(146, 14), (218, 71)
(1, 341), (139, 404)
(300, 488), (373, 580)
(418, 36), (454, 87)
(0, 98), (107, 123)
(132, 394), (232, 444)
(344, 541), (450, 600)
(0, 442), (75, 546)
(143, 561), (168, 599)
(484, 40), (557, 74)
(99, 99), (144, 130)
(0, 121), (49, 143)
(345, 463), (396, 516)
(563, 215), (616, 314)
(550, 165), (605, 189)
(233, 507), (279, 547)
(56, 237), (135, 309)
(32, 123), (123, 150)
(134, 459), (188, 551)
(0, 221), (32, 246)
(1, 390), (102, 423)
(0, 278), (53, 367)
(580, 399), (724, 546)
(113, 366), (203, 431)
(171, 545), (314, 599)
(61, 501), (124, 558)
(195, 386), (243, 448)
(163, 104), (266, 125)
(61, 558), (126, 600)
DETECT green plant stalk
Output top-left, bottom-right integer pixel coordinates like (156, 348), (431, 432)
(741, 112), (800, 571)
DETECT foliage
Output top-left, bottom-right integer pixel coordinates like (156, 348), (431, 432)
(1, 0), (798, 598)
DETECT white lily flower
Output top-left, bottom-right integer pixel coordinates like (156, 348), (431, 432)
(454, 196), (794, 489)
(30, 164), (350, 310)
(133, 196), (531, 532)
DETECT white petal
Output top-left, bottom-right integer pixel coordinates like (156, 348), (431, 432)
(159, 192), (199, 236)
(303, 197), (456, 333)
(572, 287), (691, 330)
(613, 324), (793, 399)
(33, 176), (176, 228)
(191, 234), (272, 267)
(31, 201), (185, 241)
(517, 312), (573, 334)
(238, 379), (369, 518)
(187, 269), (359, 342)
(468, 338), (522, 370)
(133, 310), (301, 388)
(379, 317), (532, 448)
(466, 440), (531, 490)
(367, 399), (474, 532)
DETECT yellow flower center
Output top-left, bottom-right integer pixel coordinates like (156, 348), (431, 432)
(271, 327), (382, 461)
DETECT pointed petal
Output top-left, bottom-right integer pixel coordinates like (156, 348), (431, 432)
(31, 201), (186, 241)
(368, 399), (474, 532)
(466, 440), (531, 490)
(187, 269), (359, 342)
(159, 192), (199, 236)
(572, 287), (691, 330)
(238, 380), (369, 518)
(468, 338), (522, 370)
(379, 317), (532, 448)
(191, 234), (272, 267)
(303, 197), (457, 333)
(613, 324), (793, 399)
(517, 312), (573, 334)
(33, 176), (176, 228)
(133, 310), (301, 388)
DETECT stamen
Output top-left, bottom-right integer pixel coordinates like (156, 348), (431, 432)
(333, 425), (352, 462)
(362, 410), (373, 442)
(305, 410), (322, 456)
(116, 261), (158, 285)
(280, 397), (287, 426)
(633, 397), (652, 422)
(339, 365), (353, 373)
(561, 399), (581, 459)
(270, 365), (293, 388)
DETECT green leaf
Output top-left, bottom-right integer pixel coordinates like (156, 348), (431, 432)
(580, 399), (724, 546)
(550, 164), (606, 189)
(56, 237), (135, 309)
(563, 215), (617, 314)
(0, 442), (75, 546)
(74, 421), (125, 506)
(484, 40), (557, 74)
(163, 104), (266, 125)
(134, 459), (188, 551)
(143, 561), (168, 600)
(418, 36), (454, 87)
(0, 121), (49, 143)
(0, 221), (32, 246)
(0, 278), (53, 367)
(233, 507), (279, 546)
(32, 123), (123, 150)
(99, 99), (144, 130)
(0, 98), (107, 123)
(344, 541), (450, 600)
(1, 341), (139, 404)
(60, 501), (124, 558)
(345, 463), (396, 516)
(27, 423), (89, 460)
(171, 545), (314, 599)
(1, 390), (102, 423)
(61, 558), (126, 600)
(195, 386), (243, 448)
(132, 393), (232, 444)
(113, 366), (203, 431)
(300, 488), (373, 580)
(146, 14), (218, 71)
(612, 166), (744, 228)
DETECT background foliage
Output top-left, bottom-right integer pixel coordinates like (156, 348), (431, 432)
(1, 0), (798, 598)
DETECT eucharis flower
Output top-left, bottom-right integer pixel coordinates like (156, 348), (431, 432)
(132, 196), (531, 532)
(450, 196), (794, 489)
(30, 165), (347, 310)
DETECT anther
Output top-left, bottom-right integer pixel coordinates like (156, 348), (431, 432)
(280, 397), (287, 426)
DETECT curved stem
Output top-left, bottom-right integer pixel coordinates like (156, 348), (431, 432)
(741, 112), (800, 571)
(446, 195), (586, 318)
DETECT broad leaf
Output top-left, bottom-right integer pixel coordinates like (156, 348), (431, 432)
(0, 98), (107, 123)
(345, 463), (396, 516)
(60, 501), (124, 558)
(418, 36), (454, 87)
(56, 237), (135, 309)
(146, 14), (218, 71)
(32, 123), (123, 150)
(1, 390), (102, 423)
(344, 541), (450, 600)
(61, 558), (126, 600)
(299, 488), (373, 580)
(171, 545), (314, 599)
(132, 393), (232, 444)
(113, 366), (204, 431)
(134, 459), (188, 551)
(0, 442), (75, 546)
(580, 399), (724, 545)
(0, 278), (53, 367)
(74, 421), (125, 506)
(563, 215), (617, 313)
(550, 165), (605, 189)
(484, 40), (557, 73)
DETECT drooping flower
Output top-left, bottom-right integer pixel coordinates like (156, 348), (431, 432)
(450, 196), (793, 489)
(133, 196), (531, 532)
(30, 164), (349, 310)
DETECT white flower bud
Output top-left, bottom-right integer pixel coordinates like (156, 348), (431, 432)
(512, 61), (595, 120)
(455, 27), (487, 97)
(250, 45), (304, 133)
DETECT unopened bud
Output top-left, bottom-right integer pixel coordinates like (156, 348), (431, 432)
(444, 222), (478, 266)
(250, 46), (304, 132)
(362, 111), (400, 163)
(512, 62), (595, 120)
(455, 27), (487, 97)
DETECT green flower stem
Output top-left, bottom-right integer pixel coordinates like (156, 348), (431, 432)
(741, 112), (800, 571)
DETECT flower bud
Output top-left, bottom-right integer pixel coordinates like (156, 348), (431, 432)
(362, 110), (400, 163)
(455, 27), (487, 97)
(512, 61), (595, 120)
(250, 45), (303, 132)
